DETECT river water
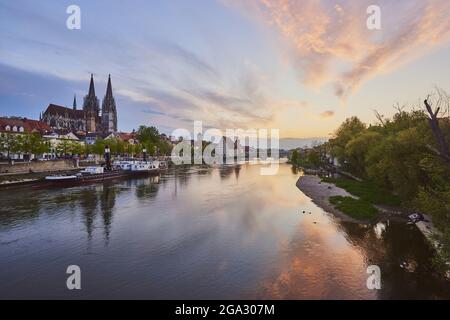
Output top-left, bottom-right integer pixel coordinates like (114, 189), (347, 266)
(0, 164), (449, 299)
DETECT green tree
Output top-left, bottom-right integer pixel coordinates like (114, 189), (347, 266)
(331, 116), (366, 166)
(0, 133), (20, 159)
(137, 126), (160, 144)
(290, 150), (299, 164)
(92, 138), (106, 156)
(307, 149), (321, 168)
(326, 103), (450, 259)
(68, 141), (83, 156)
(344, 131), (383, 177)
(56, 138), (71, 156)
(157, 141), (169, 156)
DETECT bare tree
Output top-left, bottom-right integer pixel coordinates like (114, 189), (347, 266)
(424, 87), (450, 164)
(393, 102), (406, 114)
(373, 109), (385, 126)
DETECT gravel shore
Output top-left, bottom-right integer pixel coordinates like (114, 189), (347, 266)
(297, 175), (448, 265)
(296, 174), (362, 223)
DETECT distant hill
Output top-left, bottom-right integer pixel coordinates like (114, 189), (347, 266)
(279, 137), (328, 150)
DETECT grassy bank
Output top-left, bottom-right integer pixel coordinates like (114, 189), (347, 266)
(322, 177), (402, 221)
(329, 196), (378, 220)
(322, 177), (401, 206)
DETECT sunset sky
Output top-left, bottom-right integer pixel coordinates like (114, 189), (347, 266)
(1, 0), (450, 139)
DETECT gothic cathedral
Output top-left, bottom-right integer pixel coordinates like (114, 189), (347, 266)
(42, 74), (118, 133)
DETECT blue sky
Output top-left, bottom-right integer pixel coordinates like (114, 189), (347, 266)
(1, 0), (450, 138)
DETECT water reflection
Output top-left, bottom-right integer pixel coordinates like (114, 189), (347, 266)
(99, 186), (116, 243)
(135, 176), (160, 200)
(334, 219), (450, 299)
(218, 165), (235, 180)
(0, 164), (449, 299)
(234, 165), (241, 180)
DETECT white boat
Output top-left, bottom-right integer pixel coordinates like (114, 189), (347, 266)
(115, 161), (133, 171)
(131, 161), (153, 171)
(151, 160), (160, 169)
(113, 160), (161, 172)
(113, 160), (140, 171)
(80, 166), (104, 174)
(45, 175), (78, 181)
(158, 161), (168, 169)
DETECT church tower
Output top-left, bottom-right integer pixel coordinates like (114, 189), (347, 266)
(83, 74), (100, 132)
(101, 75), (118, 133)
(73, 94), (77, 111)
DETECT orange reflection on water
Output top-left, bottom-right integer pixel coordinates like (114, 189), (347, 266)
(257, 217), (377, 299)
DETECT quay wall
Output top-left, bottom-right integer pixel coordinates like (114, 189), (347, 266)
(0, 159), (77, 174)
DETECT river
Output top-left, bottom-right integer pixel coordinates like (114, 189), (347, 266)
(0, 164), (449, 299)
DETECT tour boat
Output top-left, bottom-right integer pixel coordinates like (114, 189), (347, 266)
(113, 160), (134, 171)
(151, 160), (160, 169)
(80, 166), (104, 174)
(1, 160), (166, 191)
(158, 161), (169, 170)
(131, 161), (153, 171)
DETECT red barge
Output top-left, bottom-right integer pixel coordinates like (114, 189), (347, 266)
(0, 168), (163, 191)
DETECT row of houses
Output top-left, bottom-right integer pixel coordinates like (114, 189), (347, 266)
(0, 116), (141, 161)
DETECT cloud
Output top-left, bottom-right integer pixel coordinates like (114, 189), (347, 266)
(319, 110), (334, 119)
(228, 0), (450, 100)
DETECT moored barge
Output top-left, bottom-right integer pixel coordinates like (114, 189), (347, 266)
(0, 160), (168, 191)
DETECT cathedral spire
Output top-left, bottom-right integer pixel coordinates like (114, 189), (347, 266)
(105, 74), (113, 99)
(88, 74), (96, 97)
(101, 74), (118, 133)
(73, 94), (77, 110)
(83, 74), (100, 133)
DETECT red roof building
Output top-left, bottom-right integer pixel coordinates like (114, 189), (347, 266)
(0, 117), (51, 135)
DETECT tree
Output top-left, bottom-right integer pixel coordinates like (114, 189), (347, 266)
(56, 138), (71, 156)
(158, 140), (172, 156)
(92, 139), (106, 156)
(290, 150), (299, 164)
(326, 95), (450, 259)
(0, 133), (18, 159)
(137, 126), (160, 144)
(69, 141), (84, 156)
(135, 126), (173, 156)
(344, 131), (382, 177)
(307, 149), (321, 168)
(28, 133), (49, 157)
(423, 87), (450, 164)
(331, 116), (366, 166)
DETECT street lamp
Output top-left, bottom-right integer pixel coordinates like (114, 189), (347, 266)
(104, 145), (111, 171)
(143, 148), (147, 161)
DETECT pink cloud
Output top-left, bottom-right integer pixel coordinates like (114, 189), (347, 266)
(227, 0), (450, 100)
(319, 110), (334, 118)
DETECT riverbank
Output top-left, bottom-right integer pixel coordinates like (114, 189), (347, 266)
(296, 174), (362, 223)
(0, 159), (77, 174)
(297, 174), (411, 223)
(416, 214), (447, 260)
(297, 173), (449, 269)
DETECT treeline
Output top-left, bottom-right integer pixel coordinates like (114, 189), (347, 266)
(0, 132), (51, 159)
(0, 125), (173, 159)
(289, 90), (450, 258)
(290, 147), (323, 169)
(329, 109), (450, 259)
